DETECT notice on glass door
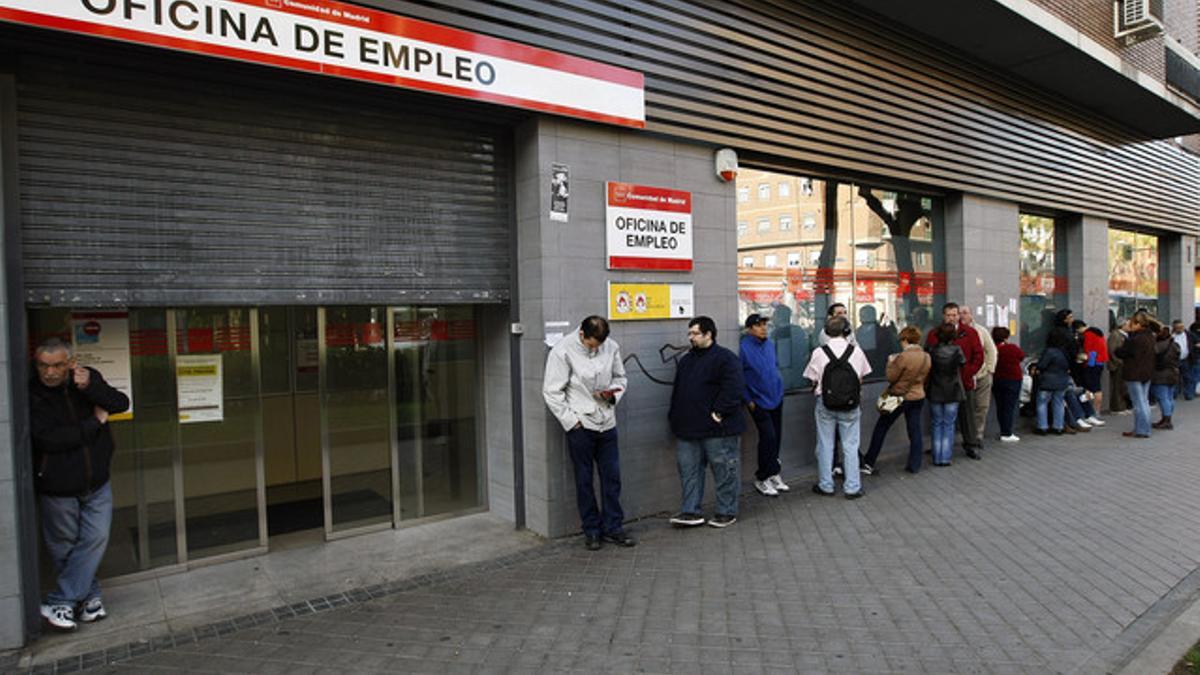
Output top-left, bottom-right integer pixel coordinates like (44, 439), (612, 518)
(176, 354), (223, 424)
(70, 311), (134, 421)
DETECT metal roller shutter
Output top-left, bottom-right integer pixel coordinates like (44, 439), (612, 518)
(17, 43), (515, 307)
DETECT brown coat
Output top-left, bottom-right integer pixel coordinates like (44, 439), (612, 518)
(886, 344), (931, 401)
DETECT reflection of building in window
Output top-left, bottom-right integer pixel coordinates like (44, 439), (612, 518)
(738, 187), (749, 202)
(735, 167), (945, 389)
(1107, 229), (1159, 321)
(758, 183), (770, 200)
(737, 221), (748, 237)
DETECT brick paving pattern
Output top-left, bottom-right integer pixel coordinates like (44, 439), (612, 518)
(41, 401), (1200, 673)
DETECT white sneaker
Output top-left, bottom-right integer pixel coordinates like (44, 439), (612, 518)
(41, 604), (76, 631)
(768, 474), (790, 492)
(1000, 435), (1020, 442)
(1086, 416), (1105, 426)
(78, 597), (107, 623)
(1076, 419), (1092, 429)
(754, 480), (779, 497)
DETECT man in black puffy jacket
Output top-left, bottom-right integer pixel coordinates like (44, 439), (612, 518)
(30, 338), (130, 631)
(668, 316), (746, 529)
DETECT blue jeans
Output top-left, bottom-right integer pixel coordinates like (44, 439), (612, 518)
(1036, 388), (1066, 431)
(749, 404), (782, 481)
(566, 427), (624, 538)
(1064, 386), (1095, 425)
(1126, 380), (1152, 436)
(814, 396), (861, 494)
(992, 379), (1021, 436)
(1151, 384), (1175, 417)
(863, 399), (924, 473)
(929, 402), (958, 465)
(40, 481), (112, 606)
(676, 435), (740, 517)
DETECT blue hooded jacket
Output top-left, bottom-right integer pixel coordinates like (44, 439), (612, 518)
(739, 334), (784, 410)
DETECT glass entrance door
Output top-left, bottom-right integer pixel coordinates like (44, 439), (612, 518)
(320, 306), (394, 534)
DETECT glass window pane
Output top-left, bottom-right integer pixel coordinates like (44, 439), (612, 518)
(737, 169), (944, 390)
(324, 306), (393, 531)
(393, 306), (482, 521)
(177, 307), (260, 559)
(1019, 214), (1066, 354)
(1108, 229), (1159, 322)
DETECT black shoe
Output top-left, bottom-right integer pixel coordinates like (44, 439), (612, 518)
(844, 490), (865, 500)
(1033, 428), (1048, 435)
(669, 512), (705, 527)
(811, 484), (835, 496)
(585, 535), (602, 551)
(707, 514), (737, 528)
(965, 448), (981, 460)
(933, 461), (951, 467)
(601, 531), (636, 547)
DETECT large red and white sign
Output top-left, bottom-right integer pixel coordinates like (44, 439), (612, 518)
(0, 0), (645, 128)
(605, 181), (692, 271)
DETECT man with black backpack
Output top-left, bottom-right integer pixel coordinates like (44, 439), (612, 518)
(804, 315), (872, 499)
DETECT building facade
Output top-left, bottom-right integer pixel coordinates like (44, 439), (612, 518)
(0, 0), (1198, 649)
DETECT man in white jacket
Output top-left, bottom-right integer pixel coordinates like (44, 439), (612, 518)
(543, 316), (635, 551)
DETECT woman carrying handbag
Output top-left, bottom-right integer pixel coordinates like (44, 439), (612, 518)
(862, 326), (931, 474)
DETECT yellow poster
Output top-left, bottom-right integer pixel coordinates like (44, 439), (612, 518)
(608, 282), (694, 321)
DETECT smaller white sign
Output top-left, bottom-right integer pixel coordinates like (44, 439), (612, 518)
(177, 354), (223, 424)
(71, 312), (133, 421)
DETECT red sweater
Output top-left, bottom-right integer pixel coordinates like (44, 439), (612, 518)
(925, 322), (984, 391)
(1081, 329), (1107, 365)
(994, 342), (1025, 381)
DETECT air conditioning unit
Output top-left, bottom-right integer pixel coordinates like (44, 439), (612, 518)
(1114, 0), (1164, 44)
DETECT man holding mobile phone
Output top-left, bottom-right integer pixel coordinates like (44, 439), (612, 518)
(542, 316), (635, 551)
(30, 337), (130, 631)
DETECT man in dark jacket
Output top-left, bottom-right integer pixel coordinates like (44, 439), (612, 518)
(924, 302), (984, 459)
(31, 338), (130, 631)
(668, 316), (746, 528)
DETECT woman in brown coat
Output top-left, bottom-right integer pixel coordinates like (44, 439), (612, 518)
(862, 325), (932, 474)
(1115, 312), (1158, 438)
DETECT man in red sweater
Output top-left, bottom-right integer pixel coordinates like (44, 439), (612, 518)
(925, 302), (985, 459)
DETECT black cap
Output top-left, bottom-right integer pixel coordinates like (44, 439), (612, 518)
(744, 313), (769, 328)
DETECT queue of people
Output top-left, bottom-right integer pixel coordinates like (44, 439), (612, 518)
(544, 306), (1199, 546)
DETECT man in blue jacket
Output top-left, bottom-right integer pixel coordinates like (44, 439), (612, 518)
(668, 316), (746, 528)
(740, 313), (788, 497)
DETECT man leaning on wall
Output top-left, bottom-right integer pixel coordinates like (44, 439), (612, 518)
(30, 337), (130, 632)
(542, 316), (636, 551)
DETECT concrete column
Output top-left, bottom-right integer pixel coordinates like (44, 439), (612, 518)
(1160, 233), (1196, 325)
(1062, 215), (1111, 332)
(943, 193), (1020, 333)
(0, 72), (27, 648)
(511, 116), (734, 537)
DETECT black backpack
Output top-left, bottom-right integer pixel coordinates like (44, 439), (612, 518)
(820, 344), (861, 411)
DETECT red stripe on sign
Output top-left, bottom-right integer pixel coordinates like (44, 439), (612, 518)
(608, 256), (693, 271)
(607, 182), (692, 213)
(0, 7), (645, 129)
(233, 0), (644, 88)
(70, 311), (128, 320)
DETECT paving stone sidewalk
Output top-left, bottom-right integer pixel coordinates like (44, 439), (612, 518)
(29, 400), (1200, 673)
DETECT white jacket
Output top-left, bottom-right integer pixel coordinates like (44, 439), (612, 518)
(542, 334), (628, 432)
